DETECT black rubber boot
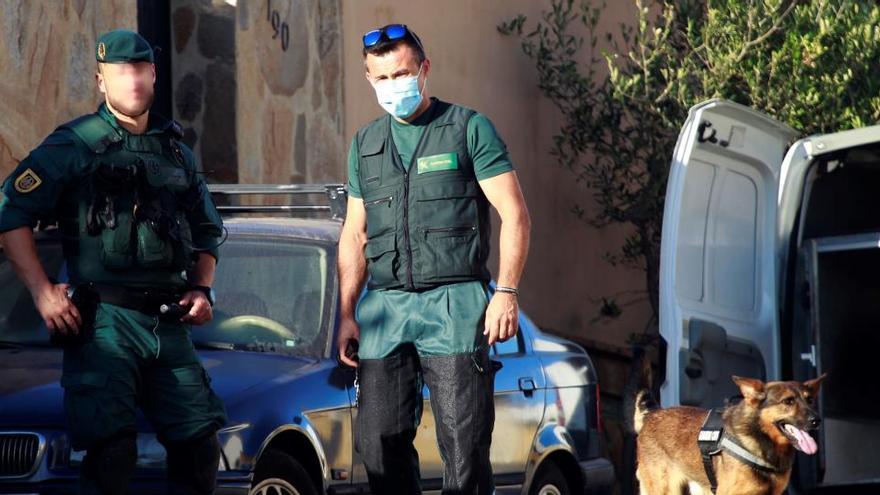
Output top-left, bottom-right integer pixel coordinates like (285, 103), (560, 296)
(79, 433), (138, 495)
(165, 431), (221, 495)
(420, 348), (496, 495)
(356, 344), (424, 494)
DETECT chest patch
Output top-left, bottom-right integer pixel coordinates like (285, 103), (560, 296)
(13, 168), (42, 193)
(417, 153), (458, 174)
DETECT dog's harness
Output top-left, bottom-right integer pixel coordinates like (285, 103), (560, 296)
(698, 409), (779, 493)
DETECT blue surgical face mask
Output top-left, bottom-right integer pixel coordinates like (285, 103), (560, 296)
(372, 64), (426, 119)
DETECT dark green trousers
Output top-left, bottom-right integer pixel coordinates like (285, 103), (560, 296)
(61, 302), (227, 450)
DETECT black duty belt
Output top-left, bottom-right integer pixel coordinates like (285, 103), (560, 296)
(79, 283), (185, 317)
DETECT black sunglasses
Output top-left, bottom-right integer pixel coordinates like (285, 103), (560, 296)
(362, 24), (424, 52)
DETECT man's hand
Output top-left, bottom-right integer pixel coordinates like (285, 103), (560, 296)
(179, 291), (213, 325)
(337, 316), (361, 368)
(483, 292), (519, 346)
(34, 283), (82, 336)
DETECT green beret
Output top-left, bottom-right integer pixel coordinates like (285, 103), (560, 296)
(96, 29), (154, 63)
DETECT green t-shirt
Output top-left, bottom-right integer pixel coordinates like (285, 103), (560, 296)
(347, 103), (514, 199)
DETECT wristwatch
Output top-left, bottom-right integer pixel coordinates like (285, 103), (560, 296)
(191, 285), (216, 306)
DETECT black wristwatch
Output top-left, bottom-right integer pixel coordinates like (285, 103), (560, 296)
(191, 285), (216, 306)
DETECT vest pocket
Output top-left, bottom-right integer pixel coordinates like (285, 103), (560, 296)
(359, 138), (385, 186)
(364, 231), (398, 288)
(363, 193), (395, 238)
(420, 225), (480, 282)
(99, 212), (134, 269)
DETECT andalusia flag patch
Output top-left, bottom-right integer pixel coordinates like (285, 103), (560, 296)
(14, 168), (42, 193)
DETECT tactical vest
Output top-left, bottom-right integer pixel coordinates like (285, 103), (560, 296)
(57, 112), (199, 288)
(357, 99), (491, 290)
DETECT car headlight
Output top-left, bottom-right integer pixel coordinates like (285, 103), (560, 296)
(217, 423), (252, 471)
(68, 424), (252, 472)
(69, 433), (166, 470)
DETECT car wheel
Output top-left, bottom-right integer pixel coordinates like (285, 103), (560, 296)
(529, 461), (570, 495)
(250, 449), (318, 495)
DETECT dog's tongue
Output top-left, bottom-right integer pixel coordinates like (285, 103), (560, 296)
(785, 424), (818, 455)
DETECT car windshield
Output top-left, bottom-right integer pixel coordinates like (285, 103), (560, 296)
(0, 235), (333, 358)
(193, 236), (333, 358)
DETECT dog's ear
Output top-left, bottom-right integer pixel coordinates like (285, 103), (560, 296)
(803, 373), (827, 397)
(732, 375), (766, 403)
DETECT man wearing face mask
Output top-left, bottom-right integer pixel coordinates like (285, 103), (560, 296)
(336, 24), (532, 494)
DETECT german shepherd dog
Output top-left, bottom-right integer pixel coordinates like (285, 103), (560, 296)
(634, 375), (826, 495)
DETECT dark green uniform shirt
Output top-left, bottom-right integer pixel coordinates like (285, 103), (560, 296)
(0, 104), (223, 285)
(347, 104), (514, 198)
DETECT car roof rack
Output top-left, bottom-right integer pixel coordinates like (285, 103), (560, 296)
(208, 184), (347, 220)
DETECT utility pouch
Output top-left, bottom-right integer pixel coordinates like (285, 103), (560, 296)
(100, 211), (134, 269)
(136, 221), (174, 268)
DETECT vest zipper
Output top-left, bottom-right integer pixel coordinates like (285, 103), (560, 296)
(403, 170), (414, 289)
(395, 101), (437, 291)
(363, 196), (393, 207)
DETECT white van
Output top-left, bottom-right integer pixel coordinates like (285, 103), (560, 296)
(660, 99), (880, 492)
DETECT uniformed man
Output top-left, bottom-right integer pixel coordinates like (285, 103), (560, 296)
(336, 24), (532, 494)
(0, 30), (227, 495)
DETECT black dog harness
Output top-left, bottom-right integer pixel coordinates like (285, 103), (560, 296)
(698, 409), (779, 493)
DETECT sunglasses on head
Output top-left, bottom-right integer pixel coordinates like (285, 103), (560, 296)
(362, 24), (423, 52)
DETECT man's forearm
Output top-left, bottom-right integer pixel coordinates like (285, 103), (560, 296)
(496, 209), (531, 289)
(0, 226), (51, 295)
(187, 253), (217, 287)
(338, 226), (368, 319)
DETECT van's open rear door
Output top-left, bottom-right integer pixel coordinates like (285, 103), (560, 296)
(659, 99), (798, 408)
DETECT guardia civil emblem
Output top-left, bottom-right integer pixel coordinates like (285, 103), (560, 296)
(13, 168), (42, 194)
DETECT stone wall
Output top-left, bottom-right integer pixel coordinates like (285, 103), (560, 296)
(167, 0), (345, 195)
(0, 1), (137, 177)
(235, 0), (345, 191)
(170, 0), (238, 183)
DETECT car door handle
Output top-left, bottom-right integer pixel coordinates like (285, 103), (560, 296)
(518, 377), (536, 393)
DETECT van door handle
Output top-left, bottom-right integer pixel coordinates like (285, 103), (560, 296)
(685, 352), (704, 379)
(519, 377), (536, 393)
(800, 345), (817, 368)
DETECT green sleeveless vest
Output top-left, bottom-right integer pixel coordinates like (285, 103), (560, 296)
(356, 99), (491, 290)
(58, 112), (199, 288)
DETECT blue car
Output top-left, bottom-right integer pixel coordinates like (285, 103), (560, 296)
(0, 185), (613, 494)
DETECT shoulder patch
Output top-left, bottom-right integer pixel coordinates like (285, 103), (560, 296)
(13, 168), (42, 194)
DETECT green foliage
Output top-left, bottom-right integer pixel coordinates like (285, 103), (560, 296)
(500, 0), (880, 330)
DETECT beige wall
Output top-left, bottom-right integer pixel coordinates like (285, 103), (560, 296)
(341, 1), (651, 349)
(0, 1), (137, 176)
